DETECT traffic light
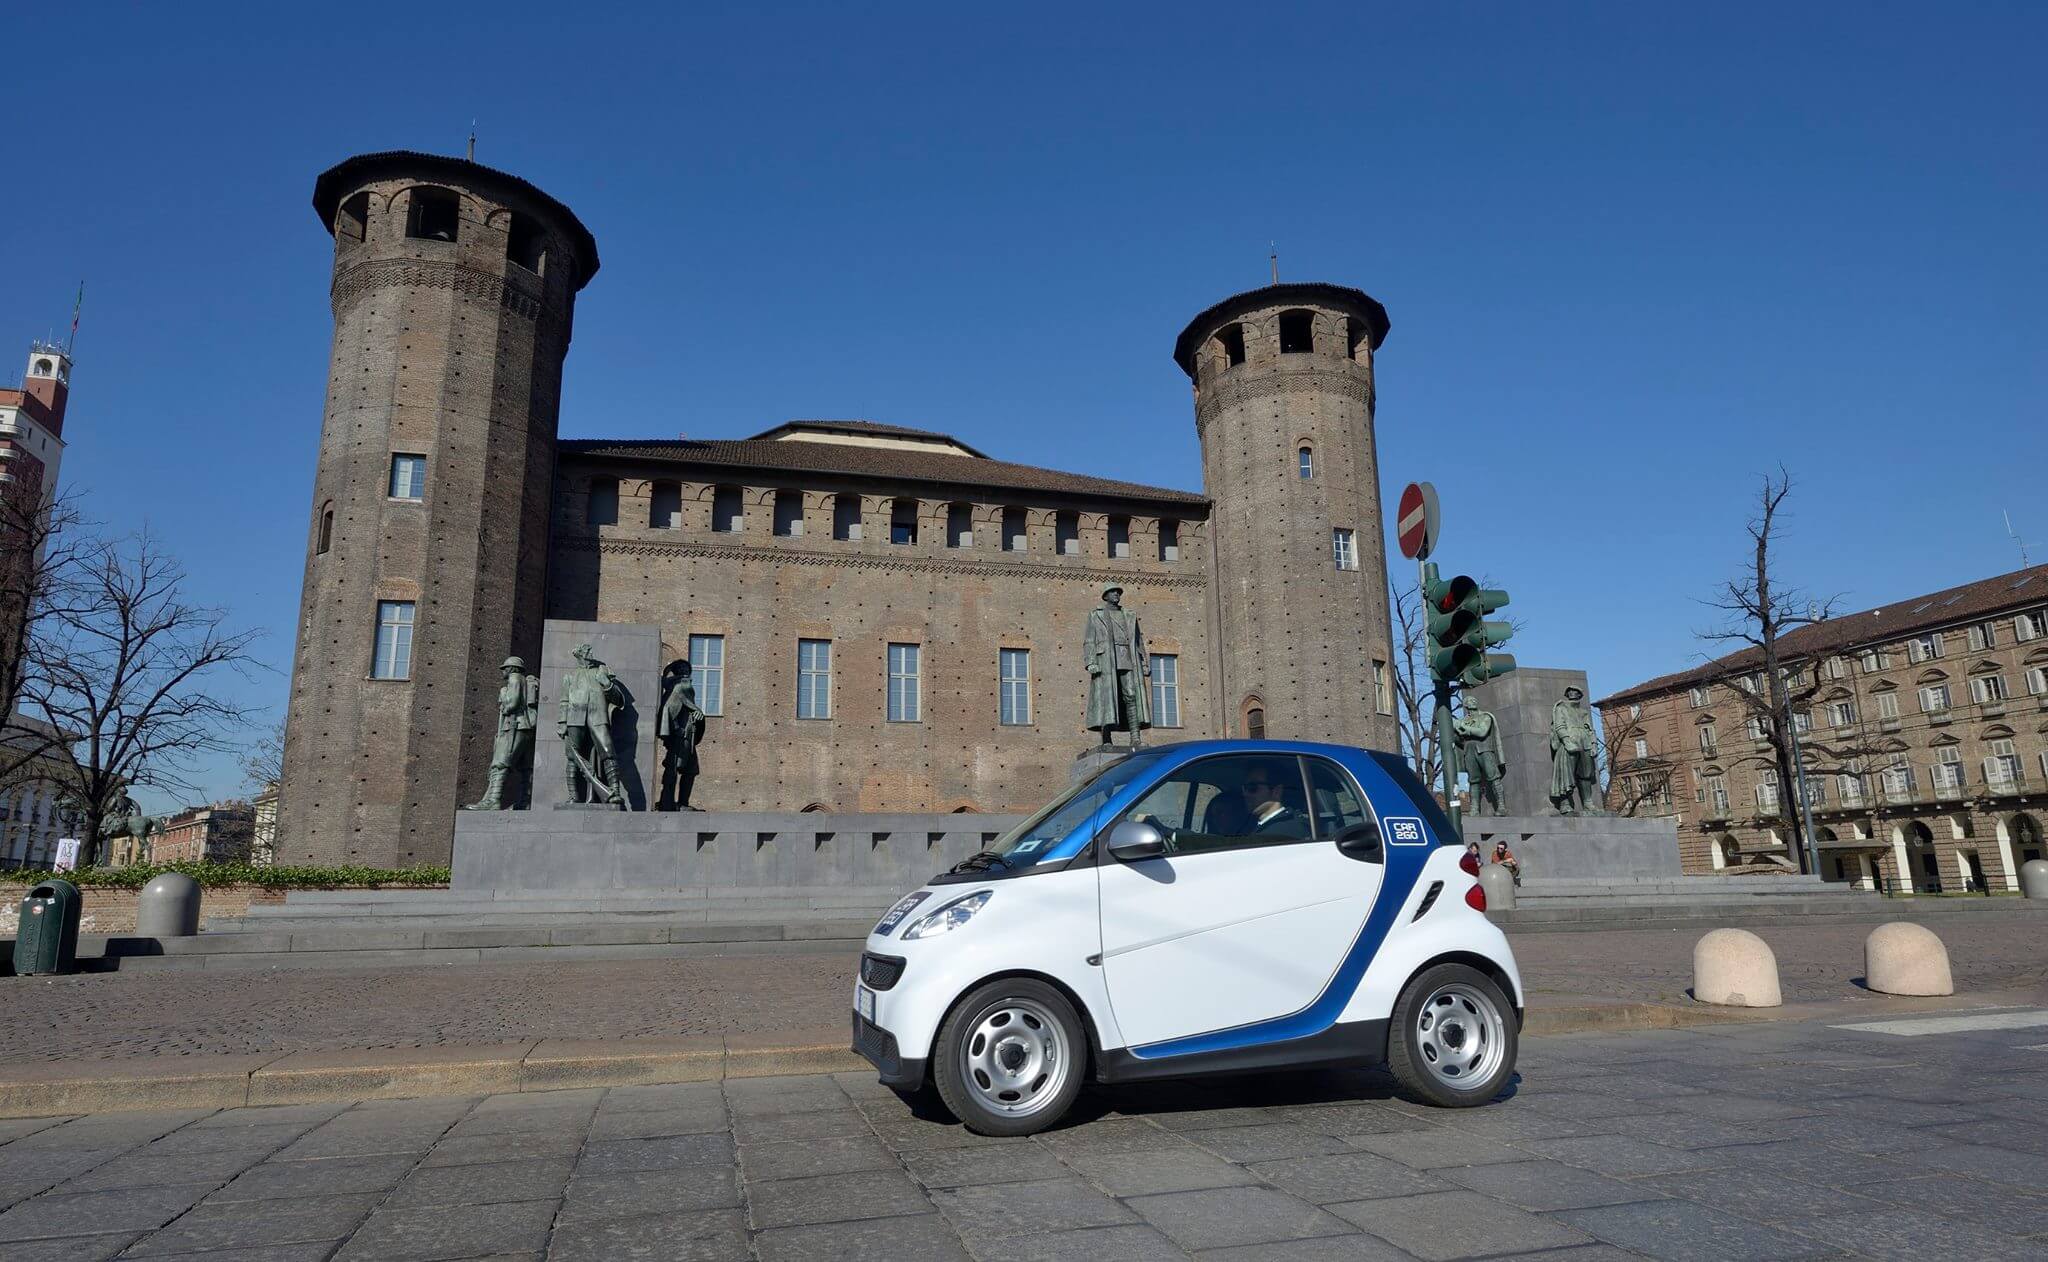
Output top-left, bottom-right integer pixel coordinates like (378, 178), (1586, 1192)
(1423, 562), (1517, 687)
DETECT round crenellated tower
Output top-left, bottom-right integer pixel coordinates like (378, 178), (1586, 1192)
(1175, 283), (1396, 752)
(279, 152), (599, 867)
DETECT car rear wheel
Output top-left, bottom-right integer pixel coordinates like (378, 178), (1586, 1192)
(932, 977), (1087, 1136)
(1387, 962), (1517, 1107)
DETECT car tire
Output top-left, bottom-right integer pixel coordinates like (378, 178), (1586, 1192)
(932, 977), (1088, 1136)
(1387, 962), (1517, 1108)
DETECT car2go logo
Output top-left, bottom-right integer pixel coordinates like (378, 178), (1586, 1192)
(1385, 817), (1427, 846)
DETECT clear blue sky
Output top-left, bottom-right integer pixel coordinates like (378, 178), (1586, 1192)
(6, 3), (2043, 810)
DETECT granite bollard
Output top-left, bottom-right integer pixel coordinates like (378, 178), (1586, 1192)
(2020, 859), (2048, 900)
(1863, 922), (1953, 996)
(1693, 928), (1781, 1007)
(135, 872), (201, 938)
(1478, 863), (1516, 910)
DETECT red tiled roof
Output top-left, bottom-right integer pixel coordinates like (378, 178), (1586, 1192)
(1598, 563), (2048, 706)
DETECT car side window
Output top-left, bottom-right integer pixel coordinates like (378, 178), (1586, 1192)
(1120, 754), (1315, 855)
(1305, 756), (1378, 854)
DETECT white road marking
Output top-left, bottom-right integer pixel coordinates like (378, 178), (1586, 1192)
(2019, 1043), (2048, 1052)
(1831, 1010), (2048, 1037)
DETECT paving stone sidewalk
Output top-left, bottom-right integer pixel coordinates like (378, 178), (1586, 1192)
(4, 920), (2045, 1063)
(5, 1013), (2048, 1259)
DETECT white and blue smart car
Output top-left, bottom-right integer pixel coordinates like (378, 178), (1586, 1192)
(853, 739), (1523, 1135)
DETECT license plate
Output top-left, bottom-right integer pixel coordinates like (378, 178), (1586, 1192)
(855, 984), (876, 1023)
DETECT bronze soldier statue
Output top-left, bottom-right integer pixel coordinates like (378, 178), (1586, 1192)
(1084, 583), (1151, 748)
(463, 656), (539, 810)
(1548, 685), (1604, 815)
(658, 659), (706, 811)
(558, 642), (625, 806)
(1453, 705), (1507, 817)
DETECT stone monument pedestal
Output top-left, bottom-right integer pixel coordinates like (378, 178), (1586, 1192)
(1461, 814), (1680, 881)
(1072, 744), (1139, 784)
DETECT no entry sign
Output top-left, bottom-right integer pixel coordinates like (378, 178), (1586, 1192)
(1397, 481), (1439, 560)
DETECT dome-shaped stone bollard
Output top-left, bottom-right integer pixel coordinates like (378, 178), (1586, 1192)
(2021, 859), (2048, 900)
(135, 872), (202, 938)
(1478, 863), (1516, 910)
(1864, 922), (1953, 996)
(1693, 928), (1781, 1007)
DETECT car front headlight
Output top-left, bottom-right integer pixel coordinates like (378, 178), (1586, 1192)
(902, 890), (992, 940)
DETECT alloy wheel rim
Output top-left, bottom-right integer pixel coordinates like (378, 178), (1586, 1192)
(960, 998), (1069, 1116)
(1414, 981), (1506, 1089)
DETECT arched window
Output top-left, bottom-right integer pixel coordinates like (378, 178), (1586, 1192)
(405, 186), (460, 242)
(890, 498), (919, 545)
(1247, 708), (1267, 740)
(1298, 446), (1314, 479)
(585, 477), (619, 526)
(1055, 511), (1079, 556)
(774, 490), (804, 537)
(712, 486), (743, 533)
(316, 503), (334, 555)
(1346, 315), (1370, 361)
(1107, 515), (1130, 559)
(505, 214), (546, 274)
(1278, 310), (1315, 354)
(833, 493), (862, 541)
(337, 192), (369, 244)
(1157, 519), (1180, 562)
(947, 503), (974, 548)
(1214, 323), (1246, 367)
(649, 482), (681, 529)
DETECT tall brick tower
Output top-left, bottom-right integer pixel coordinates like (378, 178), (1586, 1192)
(1176, 283), (1396, 751)
(280, 152), (598, 866)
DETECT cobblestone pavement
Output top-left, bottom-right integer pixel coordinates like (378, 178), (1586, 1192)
(3, 920), (2045, 1062)
(6, 1011), (2048, 1259)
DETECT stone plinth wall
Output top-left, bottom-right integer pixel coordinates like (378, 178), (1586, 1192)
(1461, 814), (1681, 880)
(455, 811), (1028, 892)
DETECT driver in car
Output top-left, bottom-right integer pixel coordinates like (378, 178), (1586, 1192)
(1241, 762), (1310, 838)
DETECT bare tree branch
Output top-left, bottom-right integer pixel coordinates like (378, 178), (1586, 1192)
(1389, 580), (1442, 789)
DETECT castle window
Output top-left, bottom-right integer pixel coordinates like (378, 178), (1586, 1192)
(833, 493), (862, 541)
(1279, 310), (1315, 355)
(585, 477), (619, 526)
(712, 486), (743, 533)
(505, 214), (546, 274)
(1056, 511), (1080, 556)
(1151, 655), (1182, 727)
(890, 499), (918, 545)
(337, 192), (369, 244)
(1332, 527), (1358, 571)
(1001, 507), (1027, 552)
(649, 481), (681, 529)
(1158, 519), (1180, 562)
(388, 454), (426, 502)
(887, 643), (922, 722)
(1298, 446), (1314, 479)
(1214, 323), (1246, 367)
(371, 601), (415, 680)
(773, 491), (804, 537)
(797, 639), (832, 719)
(999, 649), (1031, 726)
(1107, 516), (1131, 559)
(1245, 705), (1266, 741)
(405, 187), (460, 243)
(317, 503), (334, 555)
(947, 503), (974, 548)
(689, 634), (725, 714)
(1346, 315), (1370, 361)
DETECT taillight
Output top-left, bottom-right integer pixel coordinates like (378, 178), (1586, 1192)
(1464, 883), (1487, 912)
(1458, 852), (1480, 876)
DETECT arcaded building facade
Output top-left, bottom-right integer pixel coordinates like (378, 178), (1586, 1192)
(1599, 564), (2048, 892)
(279, 151), (1397, 867)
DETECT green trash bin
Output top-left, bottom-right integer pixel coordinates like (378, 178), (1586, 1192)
(13, 879), (82, 976)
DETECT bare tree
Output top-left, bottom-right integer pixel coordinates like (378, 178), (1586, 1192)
(1599, 705), (1675, 818)
(0, 489), (88, 785)
(17, 531), (266, 864)
(1389, 580), (1442, 789)
(1697, 470), (1839, 874)
(241, 721), (285, 795)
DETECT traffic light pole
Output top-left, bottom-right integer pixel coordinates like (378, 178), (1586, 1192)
(1420, 554), (1464, 834)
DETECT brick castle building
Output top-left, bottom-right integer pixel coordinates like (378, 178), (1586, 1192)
(279, 152), (1398, 868)
(151, 800), (257, 865)
(1599, 564), (2048, 892)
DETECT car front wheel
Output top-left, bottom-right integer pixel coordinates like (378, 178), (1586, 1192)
(1387, 962), (1517, 1107)
(932, 977), (1087, 1136)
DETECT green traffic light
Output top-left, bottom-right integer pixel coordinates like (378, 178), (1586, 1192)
(1423, 563), (1516, 687)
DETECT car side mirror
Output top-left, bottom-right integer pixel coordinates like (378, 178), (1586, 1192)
(1106, 818), (1167, 862)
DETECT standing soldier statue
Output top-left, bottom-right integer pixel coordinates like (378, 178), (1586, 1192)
(558, 642), (626, 807)
(1548, 685), (1605, 815)
(658, 659), (706, 811)
(1453, 705), (1507, 817)
(1084, 583), (1151, 748)
(464, 657), (539, 811)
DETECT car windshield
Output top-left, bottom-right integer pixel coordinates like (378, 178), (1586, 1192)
(976, 749), (1168, 868)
